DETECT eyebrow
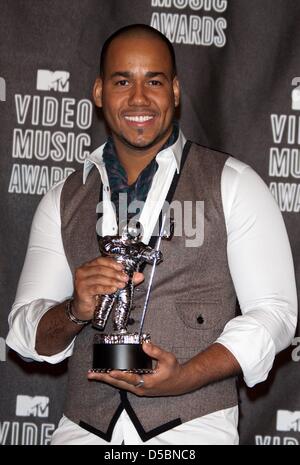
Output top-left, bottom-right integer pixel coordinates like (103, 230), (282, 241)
(110, 71), (169, 80)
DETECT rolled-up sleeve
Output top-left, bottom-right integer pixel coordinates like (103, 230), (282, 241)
(6, 179), (75, 364)
(216, 158), (297, 387)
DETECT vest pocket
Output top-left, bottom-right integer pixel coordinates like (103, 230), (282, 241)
(175, 301), (221, 331)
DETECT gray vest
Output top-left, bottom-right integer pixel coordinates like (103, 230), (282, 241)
(60, 142), (238, 442)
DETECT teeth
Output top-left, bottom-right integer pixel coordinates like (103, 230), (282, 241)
(124, 115), (154, 122)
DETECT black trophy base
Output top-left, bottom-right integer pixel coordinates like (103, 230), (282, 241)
(92, 332), (153, 374)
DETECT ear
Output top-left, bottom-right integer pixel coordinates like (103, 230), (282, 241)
(173, 76), (180, 108)
(93, 77), (103, 108)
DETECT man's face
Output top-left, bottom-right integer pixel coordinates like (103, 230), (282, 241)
(93, 35), (180, 153)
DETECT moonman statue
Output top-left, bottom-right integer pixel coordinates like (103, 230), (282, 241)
(93, 226), (162, 332)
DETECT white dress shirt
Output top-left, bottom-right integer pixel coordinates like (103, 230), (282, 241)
(6, 131), (297, 445)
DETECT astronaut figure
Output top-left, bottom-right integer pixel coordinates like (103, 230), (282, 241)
(93, 225), (162, 333)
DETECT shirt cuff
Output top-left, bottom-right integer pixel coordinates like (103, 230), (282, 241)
(216, 314), (276, 387)
(6, 298), (75, 364)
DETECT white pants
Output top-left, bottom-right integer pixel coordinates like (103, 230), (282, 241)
(51, 407), (239, 445)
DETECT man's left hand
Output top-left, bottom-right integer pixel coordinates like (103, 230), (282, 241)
(87, 343), (188, 397)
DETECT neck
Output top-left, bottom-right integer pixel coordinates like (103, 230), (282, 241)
(116, 146), (157, 185)
(113, 133), (172, 185)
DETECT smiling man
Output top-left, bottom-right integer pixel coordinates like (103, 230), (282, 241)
(6, 25), (297, 445)
(94, 27), (180, 185)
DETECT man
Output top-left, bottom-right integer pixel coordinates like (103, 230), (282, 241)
(6, 24), (297, 445)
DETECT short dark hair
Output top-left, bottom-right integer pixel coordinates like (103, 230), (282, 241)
(100, 24), (177, 78)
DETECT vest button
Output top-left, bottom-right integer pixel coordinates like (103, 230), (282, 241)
(127, 318), (135, 325)
(197, 315), (204, 324)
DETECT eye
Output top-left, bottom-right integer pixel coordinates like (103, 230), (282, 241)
(115, 80), (129, 86)
(148, 80), (162, 86)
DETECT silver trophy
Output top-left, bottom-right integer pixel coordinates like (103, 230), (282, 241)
(92, 221), (163, 373)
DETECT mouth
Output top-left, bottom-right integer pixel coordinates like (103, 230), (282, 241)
(123, 113), (156, 126)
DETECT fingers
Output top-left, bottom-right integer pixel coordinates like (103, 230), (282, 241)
(74, 268), (128, 301)
(142, 342), (163, 359)
(73, 257), (130, 317)
(132, 272), (144, 285)
(79, 258), (144, 286)
(87, 346), (182, 396)
(143, 343), (176, 365)
(78, 259), (125, 280)
(87, 370), (149, 394)
(77, 272), (128, 288)
(75, 258), (127, 287)
(109, 371), (145, 387)
(86, 256), (123, 270)
(73, 257), (144, 319)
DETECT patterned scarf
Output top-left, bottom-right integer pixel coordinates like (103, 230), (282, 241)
(102, 122), (179, 224)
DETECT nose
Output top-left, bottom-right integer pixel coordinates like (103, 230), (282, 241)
(128, 82), (150, 107)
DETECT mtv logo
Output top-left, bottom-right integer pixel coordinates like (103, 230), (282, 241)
(16, 395), (49, 418)
(0, 76), (6, 101)
(291, 77), (300, 110)
(36, 69), (70, 92)
(276, 409), (300, 432)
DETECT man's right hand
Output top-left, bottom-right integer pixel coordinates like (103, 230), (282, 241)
(36, 256), (144, 356)
(72, 257), (144, 321)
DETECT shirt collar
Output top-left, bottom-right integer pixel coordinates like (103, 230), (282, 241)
(82, 128), (186, 184)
